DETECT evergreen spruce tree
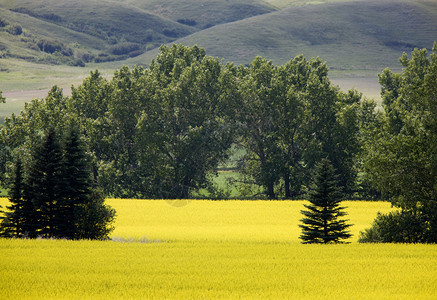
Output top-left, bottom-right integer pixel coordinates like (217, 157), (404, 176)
(1, 126), (115, 240)
(299, 159), (352, 244)
(26, 128), (65, 238)
(60, 122), (115, 240)
(58, 122), (92, 239)
(1, 156), (26, 237)
(0, 155), (40, 238)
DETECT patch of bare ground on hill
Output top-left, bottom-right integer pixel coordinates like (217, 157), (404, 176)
(2, 87), (71, 101)
(332, 77), (381, 101)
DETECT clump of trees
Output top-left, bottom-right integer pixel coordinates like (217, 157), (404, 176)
(299, 159), (352, 244)
(0, 44), (369, 200)
(359, 43), (437, 243)
(233, 56), (362, 199)
(109, 42), (142, 56)
(0, 124), (115, 240)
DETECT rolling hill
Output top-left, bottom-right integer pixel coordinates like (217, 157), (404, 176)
(0, 0), (437, 113)
(129, 0), (437, 75)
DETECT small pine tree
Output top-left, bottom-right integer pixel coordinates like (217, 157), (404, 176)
(299, 159), (352, 244)
(1, 156), (26, 237)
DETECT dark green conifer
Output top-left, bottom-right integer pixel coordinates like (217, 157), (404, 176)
(0, 155), (40, 238)
(1, 126), (115, 240)
(2, 156), (26, 237)
(58, 122), (92, 238)
(299, 159), (352, 244)
(26, 128), (65, 238)
(59, 122), (115, 240)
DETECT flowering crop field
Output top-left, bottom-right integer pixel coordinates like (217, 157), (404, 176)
(1, 198), (436, 299)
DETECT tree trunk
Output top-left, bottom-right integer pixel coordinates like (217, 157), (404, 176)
(267, 182), (275, 199)
(284, 173), (291, 199)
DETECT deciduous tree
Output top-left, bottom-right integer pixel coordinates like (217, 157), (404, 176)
(362, 44), (437, 243)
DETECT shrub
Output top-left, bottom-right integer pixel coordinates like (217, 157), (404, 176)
(358, 211), (426, 243)
(7, 24), (22, 35)
(0, 18), (8, 27)
(128, 49), (143, 58)
(37, 39), (63, 54)
(177, 19), (197, 26)
(67, 58), (85, 67)
(109, 42), (141, 56)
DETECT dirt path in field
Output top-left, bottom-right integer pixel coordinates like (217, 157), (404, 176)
(2, 87), (72, 102)
(332, 77), (381, 101)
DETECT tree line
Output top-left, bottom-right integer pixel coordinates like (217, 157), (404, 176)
(0, 43), (436, 242)
(0, 44), (367, 200)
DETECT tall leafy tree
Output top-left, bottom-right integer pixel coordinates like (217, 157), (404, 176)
(68, 70), (114, 189)
(0, 45), (362, 200)
(235, 55), (362, 199)
(135, 44), (234, 198)
(299, 159), (352, 244)
(362, 44), (437, 243)
(0, 86), (69, 191)
(233, 57), (283, 199)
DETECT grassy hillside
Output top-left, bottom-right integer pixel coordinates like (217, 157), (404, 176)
(130, 0), (437, 76)
(122, 0), (275, 29)
(0, 0), (196, 66)
(1, 0), (437, 116)
(0, 0), (273, 67)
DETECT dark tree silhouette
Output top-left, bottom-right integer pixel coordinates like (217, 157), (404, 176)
(0, 126), (115, 240)
(299, 159), (352, 244)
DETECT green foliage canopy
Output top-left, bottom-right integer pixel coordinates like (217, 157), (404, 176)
(362, 44), (437, 243)
(233, 55), (362, 199)
(0, 44), (365, 199)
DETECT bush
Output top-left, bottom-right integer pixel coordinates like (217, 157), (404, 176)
(37, 39), (63, 54)
(358, 211), (426, 243)
(7, 24), (22, 35)
(67, 58), (85, 67)
(76, 51), (95, 63)
(128, 49), (143, 58)
(109, 42), (141, 56)
(0, 18), (8, 27)
(177, 19), (197, 26)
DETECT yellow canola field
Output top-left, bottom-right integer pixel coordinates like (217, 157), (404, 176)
(109, 199), (394, 242)
(1, 198), (436, 299)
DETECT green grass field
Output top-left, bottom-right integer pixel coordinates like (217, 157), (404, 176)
(1, 198), (436, 299)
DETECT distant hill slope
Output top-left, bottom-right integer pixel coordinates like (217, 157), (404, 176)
(0, 0), (436, 95)
(122, 0), (275, 29)
(0, 0), (274, 66)
(129, 0), (437, 75)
